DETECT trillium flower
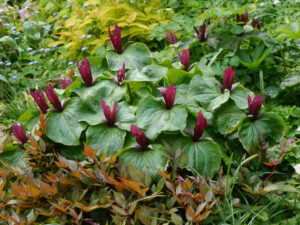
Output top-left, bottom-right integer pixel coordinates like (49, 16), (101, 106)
(61, 78), (72, 89)
(108, 24), (123, 54)
(247, 94), (263, 119)
(193, 111), (207, 142)
(30, 89), (49, 114)
(177, 48), (190, 71)
(166, 30), (178, 44)
(112, 63), (126, 86)
(46, 84), (63, 112)
(194, 23), (208, 42)
(77, 58), (93, 87)
(252, 18), (264, 29)
(157, 83), (176, 110)
(131, 124), (148, 150)
(12, 123), (28, 145)
(101, 100), (117, 126)
(219, 66), (236, 93)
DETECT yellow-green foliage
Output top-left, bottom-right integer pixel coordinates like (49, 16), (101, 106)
(50, 0), (171, 59)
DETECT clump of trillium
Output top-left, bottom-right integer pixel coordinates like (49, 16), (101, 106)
(101, 100), (117, 126)
(157, 83), (176, 110)
(77, 58), (93, 87)
(46, 84), (64, 112)
(235, 9), (248, 26)
(177, 48), (190, 71)
(131, 124), (148, 151)
(218, 66), (238, 93)
(252, 18), (264, 29)
(12, 123), (28, 145)
(112, 63), (126, 86)
(184, 111), (208, 142)
(166, 29), (178, 44)
(194, 19), (210, 42)
(30, 89), (49, 114)
(108, 24), (123, 54)
(247, 94), (263, 120)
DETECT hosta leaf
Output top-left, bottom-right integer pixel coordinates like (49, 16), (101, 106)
(46, 98), (87, 146)
(173, 138), (221, 178)
(136, 95), (188, 140)
(73, 80), (126, 112)
(106, 43), (151, 71)
(86, 124), (126, 156)
(238, 112), (285, 152)
(126, 64), (168, 83)
(188, 75), (230, 111)
(119, 144), (168, 181)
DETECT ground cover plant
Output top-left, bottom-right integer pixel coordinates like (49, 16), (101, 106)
(0, 0), (299, 224)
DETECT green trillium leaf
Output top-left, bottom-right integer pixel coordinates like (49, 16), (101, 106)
(136, 95), (188, 140)
(106, 42), (152, 71)
(238, 112), (285, 152)
(188, 75), (230, 111)
(230, 85), (250, 109)
(126, 64), (168, 83)
(86, 124), (126, 156)
(119, 144), (168, 181)
(46, 98), (87, 146)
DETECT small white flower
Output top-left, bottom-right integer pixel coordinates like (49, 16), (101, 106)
(14, 37), (19, 40)
(86, 34), (92, 39)
(33, 60), (39, 64)
(11, 26), (16, 30)
(63, 15), (68, 19)
(16, 32), (21, 35)
(40, 48), (44, 52)
(260, 3), (264, 6)
(66, 4), (71, 8)
(45, 27), (51, 31)
(68, 62), (74, 65)
(52, 45), (58, 48)
(38, 66), (42, 70)
(81, 47), (87, 51)
(19, 49), (24, 53)
(28, 62), (34, 65)
(4, 23), (10, 27)
(274, 0), (280, 5)
(27, 47), (33, 51)
(12, 75), (17, 79)
(35, 10), (40, 14)
(6, 62), (12, 66)
(45, 48), (50, 52)
(83, 4), (88, 8)
(294, 164), (300, 174)
(52, 12), (59, 16)
(81, 35), (86, 39)
(0, 62), (3, 65)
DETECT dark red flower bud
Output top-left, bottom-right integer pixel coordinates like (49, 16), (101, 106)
(222, 66), (235, 91)
(166, 29), (178, 44)
(177, 48), (190, 71)
(101, 100), (117, 126)
(30, 89), (49, 114)
(12, 123), (28, 144)
(115, 63), (126, 86)
(46, 84), (63, 112)
(194, 24), (208, 42)
(252, 18), (264, 29)
(157, 83), (176, 110)
(61, 78), (72, 89)
(236, 9), (248, 26)
(131, 124), (148, 150)
(248, 94), (263, 117)
(77, 58), (93, 87)
(193, 111), (207, 142)
(108, 24), (122, 54)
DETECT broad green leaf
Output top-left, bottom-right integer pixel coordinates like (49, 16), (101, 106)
(213, 101), (246, 135)
(73, 80), (126, 112)
(136, 95), (188, 140)
(106, 43), (151, 71)
(230, 85), (250, 109)
(0, 74), (8, 83)
(173, 138), (221, 178)
(166, 68), (193, 85)
(188, 75), (230, 111)
(18, 109), (40, 132)
(119, 144), (168, 181)
(126, 64), (168, 83)
(0, 36), (18, 48)
(0, 144), (25, 167)
(46, 98), (87, 146)
(86, 124), (126, 156)
(280, 74), (300, 89)
(238, 112), (285, 152)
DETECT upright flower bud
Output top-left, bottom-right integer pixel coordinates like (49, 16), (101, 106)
(236, 9), (248, 26)
(131, 124), (148, 150)
(166, 29), (178, 44)
(157, 83), (176, 110)
(193, 111), (207, 142)
(194, 24), (207, 42)
(222, 66), (235, 92)
(46, 84), (63, 112)
(12, 123), (28, 144)
(112, 63), (126, 86)
(30, 89), (49, 114)
(252, 18), (264, 29)
(101, 100), (117, 126)
(108, 24), (123, 54)
(77, 58), (93, 87)
(248, 94), (263, 117)
(61, 78), (72, 89)
(177, 48), (190, 71)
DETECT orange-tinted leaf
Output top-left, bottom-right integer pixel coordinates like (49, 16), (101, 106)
(74, 202), (102, 212)
(55, 161), (67, 168)
(28, 135), (38, 148)
(77, 162), (96, 179)
(0, 159), (20, 175)
(83, 143), (98, 159)
(158, 169), (171, 179)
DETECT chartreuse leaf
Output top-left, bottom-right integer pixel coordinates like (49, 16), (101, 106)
(126, 64), (168, 83)
(173, 138), (221, 178)
(188, 75), (230, 111)
(136, 95), (188, 140)
(78, 101), (135, 130)
(238, 112), (285, 152)
(86, 124), (126, 156)
(213, 101), (246, 135)
(46, 98), (87, 146)
(230, 85), (250, 109)
(73, 80), (126, 112)
(119, 144), (168, 181)
(106, 43), (151, 71)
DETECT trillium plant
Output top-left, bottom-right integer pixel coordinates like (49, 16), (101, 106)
(11, 24), (285, 180)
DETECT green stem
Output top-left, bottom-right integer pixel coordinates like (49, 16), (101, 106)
(259, 69), (264, 96)
(126, 83), (132, 103)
